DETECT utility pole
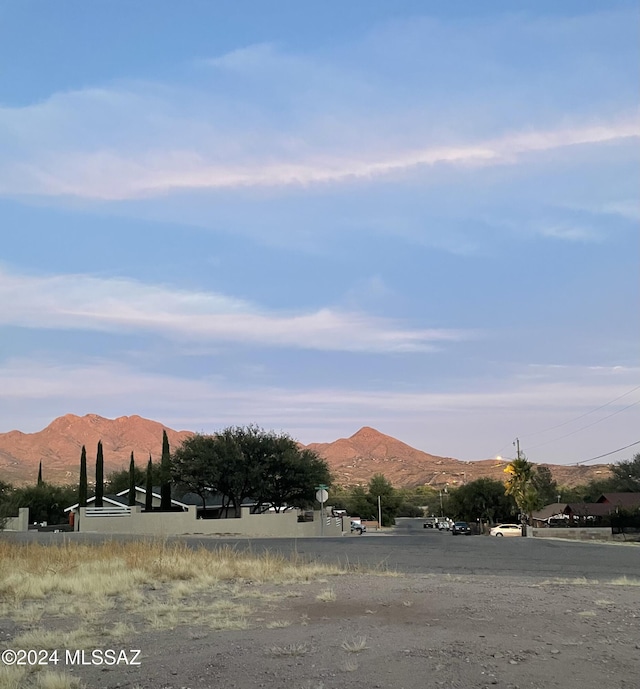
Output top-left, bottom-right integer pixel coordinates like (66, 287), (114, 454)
(514, 437), (521, 460)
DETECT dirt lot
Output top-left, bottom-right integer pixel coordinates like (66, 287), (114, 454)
(3, 571), (636, 689)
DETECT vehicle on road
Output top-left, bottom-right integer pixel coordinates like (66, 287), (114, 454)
(437, 519), (451, 531)
(451, 521), (472, 535)
(423, 517), (438, 529)
(490, 523), (522, 537)
(351, 520), (366, 535)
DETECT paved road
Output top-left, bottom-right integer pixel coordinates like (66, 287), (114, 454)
(195, 518), (640, 581)
(4, 518), (639, 581)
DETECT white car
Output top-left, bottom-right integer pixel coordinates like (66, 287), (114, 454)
(490, 523), (522, 537)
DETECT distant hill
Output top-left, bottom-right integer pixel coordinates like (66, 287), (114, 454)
(0, 414), (610, 488)
(0, 414), (192, 486)
(305, 426), (609, 489)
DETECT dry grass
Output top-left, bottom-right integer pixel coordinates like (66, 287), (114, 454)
(0, 539), (350, 688)
(0, 540), (345, 615)
(266, 619), (291, 628)
(0, 666), (26, 689)
(315, 588), (336, 602)
(10, 628), (96, 652)
(342, 658), (360, 672)
(268, 643), (310, 657)
(0, 540), (344, 600)
(535, 576), (640, 588)
(341, 636), (369, 653)
(0, 667), (85, 689)
(33, 671), (86, 689)
(609, 576), (640, 586)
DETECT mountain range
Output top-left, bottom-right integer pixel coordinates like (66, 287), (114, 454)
(0, 413), (610, 489)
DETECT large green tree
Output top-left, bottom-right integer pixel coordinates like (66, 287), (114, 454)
(338, 475), (402, 526)
(531, 466), (559, 506)
(343, 485), (374, 520)
(448, 478), (517, 524)
(171, 426), (332, 518)
(610, 453), (640, 492)
(367, 474), (402, 526)
(0, 480), (15, 528)
(8, 483), (77, 525)
(397, 485), (440, 517)
(256, 443), (331, 512)
(171, 433), (222, 510)
(215, 426), (276, 517)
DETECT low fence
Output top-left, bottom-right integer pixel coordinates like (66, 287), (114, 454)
(76, 505), (344, 538)
(611, 512), (640, 535)
(530, 526), (639, 542)
(85, 506), (132, 518)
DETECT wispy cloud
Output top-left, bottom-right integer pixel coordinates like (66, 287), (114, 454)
(2, 358), (634, 409)
(0, 9), (637, 202)
(0, 267), (466, 353)
(538, 223), (602, 242)
(0, 112), (637, 200)
(0, 358), (637, 462)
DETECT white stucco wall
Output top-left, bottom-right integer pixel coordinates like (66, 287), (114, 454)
(2, 507), (29, 532)
(76, 506), (344, 538)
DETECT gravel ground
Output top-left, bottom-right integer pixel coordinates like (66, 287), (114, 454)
(62, 572), (640, 689)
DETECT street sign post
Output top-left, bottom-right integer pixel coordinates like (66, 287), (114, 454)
(315, 485), (329, 536)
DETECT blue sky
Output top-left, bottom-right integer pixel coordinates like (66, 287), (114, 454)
(0, 1), (638, 466)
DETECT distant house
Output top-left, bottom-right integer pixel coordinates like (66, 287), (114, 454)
(179, 492), (263, 519)
(596, 493), (640, 510)
(532, 493), (640, 527)
(564, 502), (612, 523)
(65, 487), (189, 514)
(531, 503), (569, 527)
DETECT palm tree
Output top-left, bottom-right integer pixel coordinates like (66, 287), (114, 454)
(504, 456), (539, 528)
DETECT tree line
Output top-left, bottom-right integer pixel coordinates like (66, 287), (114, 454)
(1, 426), (638, 528)
(331, 453), (640, 526)
(1, 425), (332, 525)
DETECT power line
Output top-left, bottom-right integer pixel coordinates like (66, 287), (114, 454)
(574, 439), (640, 465)
(490, 384), (640, 459)
(519, 384), (640, 440)
(526, 399), (640, 451)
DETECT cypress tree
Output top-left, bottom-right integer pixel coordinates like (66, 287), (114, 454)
(95, 440), (104, 508)
(37, 461), (43, 485)
(145, 455), (153, 511)
(160, 430), (171, 510)
(128, 451), (136, 507)
(79, 445), (88, 507)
